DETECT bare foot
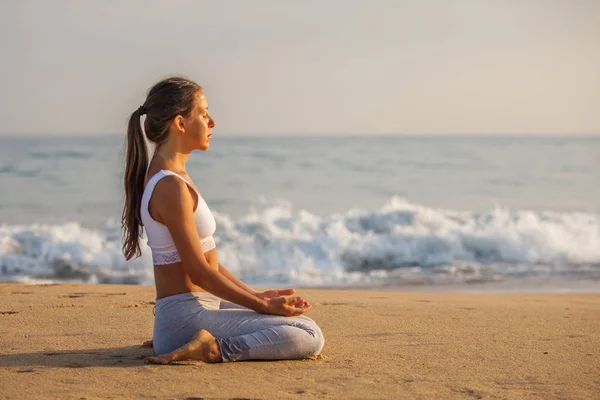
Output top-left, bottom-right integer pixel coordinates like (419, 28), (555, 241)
(145, 329), (222, 365)
(141, 340), (153, 348)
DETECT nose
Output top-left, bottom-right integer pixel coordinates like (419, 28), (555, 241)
(208, 114), (216, 129)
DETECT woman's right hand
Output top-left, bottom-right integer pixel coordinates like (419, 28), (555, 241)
(264, 296), (311, 317)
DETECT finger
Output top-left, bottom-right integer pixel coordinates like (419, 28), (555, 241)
(282, 304), (300, 317)
(288, 306), (311, 317)
(296, 301), (310, 308)
(291, 296), (308, 307)
(302, 305), (312, 313)
(291, 303), (310, 313)
(283, 302), (308, 315)
(278, 288), (295, 296)
(292, 306), (306, 316)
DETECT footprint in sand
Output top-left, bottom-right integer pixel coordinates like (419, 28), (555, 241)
(59, 292), (128, 298)
(290, 389), (329, 397)
(1, 311), (19, 315)
(449, 386), (485, 399)
(45, 304), (84, 308)
(123, 301), (156, 308)
(64, 363), (87, 369)
(359, 332), (398, 338)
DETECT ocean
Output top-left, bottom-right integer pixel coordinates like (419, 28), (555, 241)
(0, 134), (598, 292)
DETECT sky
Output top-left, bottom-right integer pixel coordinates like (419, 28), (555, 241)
(0, 0), (598, 135)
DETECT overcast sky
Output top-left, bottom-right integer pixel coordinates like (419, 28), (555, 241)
(0, 0), (598, 135)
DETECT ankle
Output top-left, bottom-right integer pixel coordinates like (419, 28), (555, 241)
(208, 341), (223, 363)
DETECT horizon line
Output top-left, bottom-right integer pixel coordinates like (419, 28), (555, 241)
(1, 132), (599, 137)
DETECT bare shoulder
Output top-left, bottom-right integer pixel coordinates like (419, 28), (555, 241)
(152, 176), (194, 224)
(152, 175), (209, 271)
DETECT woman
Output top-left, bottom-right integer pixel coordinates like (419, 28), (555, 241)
(122, 76), (324, 364)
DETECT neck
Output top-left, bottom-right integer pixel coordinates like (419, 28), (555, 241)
(154, 140), (190, 173)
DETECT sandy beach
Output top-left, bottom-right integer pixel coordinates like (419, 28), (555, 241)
(0, 283), (598, 399)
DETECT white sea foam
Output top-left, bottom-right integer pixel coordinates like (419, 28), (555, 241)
(1, 198), (599, 287)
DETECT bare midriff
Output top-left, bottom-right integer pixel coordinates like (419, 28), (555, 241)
(153, 248), (219, 300)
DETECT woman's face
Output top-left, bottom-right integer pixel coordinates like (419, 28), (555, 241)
(184, 90), (216, 151)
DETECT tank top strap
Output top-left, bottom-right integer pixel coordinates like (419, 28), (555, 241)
(142, 170), (167, 208)
(159, 169), (201, 197)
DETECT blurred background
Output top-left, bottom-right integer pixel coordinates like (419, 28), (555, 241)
(0, 0), (598, 291)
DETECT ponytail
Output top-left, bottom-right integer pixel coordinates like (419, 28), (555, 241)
(121, 108), (148, 260)
(121, 76), (202, 260)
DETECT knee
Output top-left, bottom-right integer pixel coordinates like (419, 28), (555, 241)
(314, 323), (325, 355)
(291, 316), (325, 356)
(305, 320), (325, 356)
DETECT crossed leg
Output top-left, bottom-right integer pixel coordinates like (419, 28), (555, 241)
(141, 300), (246, 349)
(146, 329), (222, 364)
(145, 306), (323, 364)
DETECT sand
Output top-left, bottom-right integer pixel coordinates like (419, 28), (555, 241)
(0, 283), (598, 399)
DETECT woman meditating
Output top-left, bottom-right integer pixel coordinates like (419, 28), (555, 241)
(121, 76), (324, 364)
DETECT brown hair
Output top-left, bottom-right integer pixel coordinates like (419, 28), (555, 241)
(121, 76), (202, 260)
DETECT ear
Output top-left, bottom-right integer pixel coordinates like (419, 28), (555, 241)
(172, 115), (185, 134)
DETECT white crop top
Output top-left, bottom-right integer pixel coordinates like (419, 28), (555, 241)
(141, 169), (216, 265)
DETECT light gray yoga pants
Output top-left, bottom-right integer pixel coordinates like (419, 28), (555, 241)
(152, 291), (325, 362)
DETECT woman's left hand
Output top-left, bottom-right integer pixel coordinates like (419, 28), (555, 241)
(255, 288), (295, 300)
(256, 288), (310, 309)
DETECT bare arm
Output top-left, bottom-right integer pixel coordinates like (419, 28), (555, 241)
(157, 178), (267, 312)
(217, 265), (299, 302)
(218, 263), (257, 296)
